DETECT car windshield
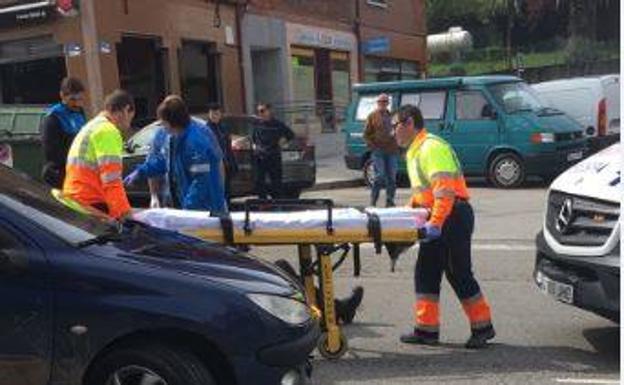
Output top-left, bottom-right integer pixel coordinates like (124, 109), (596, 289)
(0, 166), (117, 244)
(489, 82), (546, 114)
(128, 122), (162, 149)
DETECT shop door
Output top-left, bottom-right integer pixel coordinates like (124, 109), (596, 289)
(117, 36), (167, 127)
(314, 49), (334, 132)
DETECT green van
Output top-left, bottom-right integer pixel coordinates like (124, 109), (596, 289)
(343, 76), (588, 188)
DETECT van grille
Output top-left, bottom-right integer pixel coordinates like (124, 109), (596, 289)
(555, 131), (584, 142)
(546, 191), (619, 247)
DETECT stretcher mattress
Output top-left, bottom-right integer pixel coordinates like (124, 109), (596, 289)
(134, 207), (429, 244)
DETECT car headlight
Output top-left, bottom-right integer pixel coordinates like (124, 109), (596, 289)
(247, 293), (311, 325)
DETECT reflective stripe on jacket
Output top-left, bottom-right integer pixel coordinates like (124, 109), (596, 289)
(406, 129), (469, 227)
(63, 115), (131, 219)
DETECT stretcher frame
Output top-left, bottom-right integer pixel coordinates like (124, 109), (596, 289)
(179, 199), (425, 360)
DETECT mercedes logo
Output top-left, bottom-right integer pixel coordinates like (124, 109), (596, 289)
(555, 198), (574, 234)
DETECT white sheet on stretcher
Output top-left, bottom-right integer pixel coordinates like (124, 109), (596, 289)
(134, 207), (429, 235)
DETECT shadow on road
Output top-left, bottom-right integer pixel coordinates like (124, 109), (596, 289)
(312, 326), (619, 384)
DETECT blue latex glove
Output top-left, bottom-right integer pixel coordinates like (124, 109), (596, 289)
(423, 222), (442, 242)
(123, 169), (140, 187)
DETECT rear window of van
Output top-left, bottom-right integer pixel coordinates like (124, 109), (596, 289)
(355, 95), (393, 121)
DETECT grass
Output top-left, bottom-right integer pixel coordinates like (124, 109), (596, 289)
(428, 46), (620, 77)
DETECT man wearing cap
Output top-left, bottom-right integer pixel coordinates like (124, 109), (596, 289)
(363, 93), (399, 207)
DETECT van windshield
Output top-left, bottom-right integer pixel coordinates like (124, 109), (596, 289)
(489, 82), (546, 114)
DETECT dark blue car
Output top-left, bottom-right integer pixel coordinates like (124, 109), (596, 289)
(0, 165), (318, 385)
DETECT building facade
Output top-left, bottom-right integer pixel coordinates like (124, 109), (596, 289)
(242, 0), (427, 122)
(0, 0), (243, 123)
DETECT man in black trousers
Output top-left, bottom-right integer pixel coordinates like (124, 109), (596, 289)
(252, 102), (294, 199)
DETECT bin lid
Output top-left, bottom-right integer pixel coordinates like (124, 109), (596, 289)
(0, 105), (46, 140)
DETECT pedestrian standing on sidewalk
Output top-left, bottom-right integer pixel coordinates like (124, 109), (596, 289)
(206, 103), (238, 205)
(363, 93), (399, 207)
(393, 104), (495, 349)
(41, 77), (87, 188)
(252, 102), (294, 199)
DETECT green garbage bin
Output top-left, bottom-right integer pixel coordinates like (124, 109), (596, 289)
(0, 105), (47, 181)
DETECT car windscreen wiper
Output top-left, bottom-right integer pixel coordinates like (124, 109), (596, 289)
(537, 107), (563, 116)
(76, 228), (124, 248)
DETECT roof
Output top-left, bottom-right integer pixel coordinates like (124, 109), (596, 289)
(353, 75), (522, 93)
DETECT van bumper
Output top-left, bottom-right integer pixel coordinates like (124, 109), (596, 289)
(344, 153), (363, 170)
(534, 231), (620, 322)
(524, 148), (586, 177)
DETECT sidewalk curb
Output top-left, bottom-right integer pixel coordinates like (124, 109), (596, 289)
(310, 178), (365, 191)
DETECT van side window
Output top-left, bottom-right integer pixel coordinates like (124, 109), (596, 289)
(401, 91), (446, 120)
(355, 95), (393, 121)
(456, 91), (491, 120)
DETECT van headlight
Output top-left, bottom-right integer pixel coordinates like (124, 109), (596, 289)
(247, 294), (311, 325)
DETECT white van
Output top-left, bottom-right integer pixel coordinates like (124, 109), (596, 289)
(534, 142), (620, 322)
(533, 75), (620, 138)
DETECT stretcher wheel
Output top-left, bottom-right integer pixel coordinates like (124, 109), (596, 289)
(317, 331), (348, 360)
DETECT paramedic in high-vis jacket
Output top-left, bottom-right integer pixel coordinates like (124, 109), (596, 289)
(393, 104), (495, 349)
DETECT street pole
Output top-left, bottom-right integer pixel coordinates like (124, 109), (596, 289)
(354, 0), (363, 83)
(80, 0), (104, 114)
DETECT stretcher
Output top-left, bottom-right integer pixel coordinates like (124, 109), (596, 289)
(135, 199), (428, 359)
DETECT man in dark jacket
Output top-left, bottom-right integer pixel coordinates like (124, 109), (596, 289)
(252, 102), (294, 199)
(206, 103), (237, 204)
(41, 77), (87, 188)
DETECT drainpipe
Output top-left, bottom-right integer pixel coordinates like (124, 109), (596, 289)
(235, 1), (247, 114)
(354, 0), (363, 82)
(80, 0), (104, 114)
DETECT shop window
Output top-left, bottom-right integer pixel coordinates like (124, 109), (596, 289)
(291, 46), (315, 103)
(355, 94), (393, 121)
(330, 51), (350, 108)
(401, 91), (446, 120)
(456, 91), (490, 120)
(364, 57), (420, 83)
(179, 41), (220, 114)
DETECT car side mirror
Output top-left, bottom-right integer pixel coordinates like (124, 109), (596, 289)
(481, 105), (498, 119)
(0, 248), (28, 274)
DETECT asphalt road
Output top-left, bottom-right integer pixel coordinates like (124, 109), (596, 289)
(250, 184), (620, 385)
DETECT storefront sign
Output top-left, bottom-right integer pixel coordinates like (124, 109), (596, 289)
(0, 0), (54, 28)
(291, 26), (353, 51)
(362, 36), (390, 55)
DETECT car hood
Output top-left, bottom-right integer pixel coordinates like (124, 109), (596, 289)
(550, 142), (621, 203)
(89, 226), (301, 297)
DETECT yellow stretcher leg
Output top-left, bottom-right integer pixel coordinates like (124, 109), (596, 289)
(298, 245), (317, 308)
(316, 248), (348, 359)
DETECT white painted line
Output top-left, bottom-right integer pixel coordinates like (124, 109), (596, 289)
(358, 243), (535, 252)
(555, 379), (620, 384)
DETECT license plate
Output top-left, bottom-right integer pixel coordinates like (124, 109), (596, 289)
(0, 144), (13, 167)
(282, 151), (303, 162)
(536, 271), (574, 304)
(567, 151), (583, 162)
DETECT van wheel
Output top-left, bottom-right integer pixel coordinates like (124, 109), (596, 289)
(87, 344), (217, 385)
(363, 158), (376, 188)
(488, 153), (525, 188)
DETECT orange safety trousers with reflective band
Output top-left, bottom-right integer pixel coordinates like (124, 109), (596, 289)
(461, 294), (493, 330)
(63, 115), (131, 219)
(414, 296), (440, 333)
(406, 129), (469, 228)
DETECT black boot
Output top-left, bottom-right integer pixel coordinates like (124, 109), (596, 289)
(337, 286), (364, 324)
(400, 328), (439, 345)
(465, 326), (496, 349)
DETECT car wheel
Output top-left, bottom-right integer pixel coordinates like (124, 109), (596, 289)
(87, 344), (217, 385)
(363, 158), (376, 188)
(488, 152), (525, 188)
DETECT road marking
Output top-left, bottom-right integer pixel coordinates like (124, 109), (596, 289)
(555, 379), (620, 384)
(359, 243), (534, 252)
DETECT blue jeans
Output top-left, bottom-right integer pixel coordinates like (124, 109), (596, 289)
(371, 150), (398, 206)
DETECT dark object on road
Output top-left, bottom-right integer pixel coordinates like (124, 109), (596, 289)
(274, 259), (364, 325)
(0, 164), (318, 385)
(385, 242), (414, 272)
(123, 115), (316, 206)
